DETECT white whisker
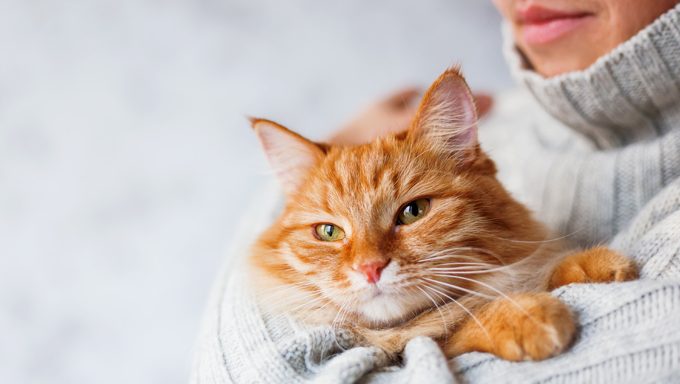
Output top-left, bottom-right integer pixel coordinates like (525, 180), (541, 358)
(422, 283), (491, 343)
(422, 277), (496, 300)
(439, 274), (536, 321)
(416, 285), (448, 339)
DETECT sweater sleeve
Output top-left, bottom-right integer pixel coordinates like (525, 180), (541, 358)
(452, 179), (680, 383)
(611, 179), (680, 279)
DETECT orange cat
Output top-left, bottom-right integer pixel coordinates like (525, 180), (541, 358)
(248, 68), (637, 361)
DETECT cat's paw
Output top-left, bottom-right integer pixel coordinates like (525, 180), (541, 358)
(549, 246), (638, 290)
(484, 293), (575, 361)
(356, 327), (406, 361)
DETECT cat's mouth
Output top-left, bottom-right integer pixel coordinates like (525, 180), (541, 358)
(361, 285), (385, 300)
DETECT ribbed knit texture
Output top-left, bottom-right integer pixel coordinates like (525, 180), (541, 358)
(498, 4), (680, 246)
(191, 4), (680, 383)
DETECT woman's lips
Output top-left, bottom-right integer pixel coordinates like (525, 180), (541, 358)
(518, 5), (594, 45)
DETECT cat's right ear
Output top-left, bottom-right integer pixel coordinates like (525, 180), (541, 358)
(250, 118), (325, 195)
(408, 67), (479, 164)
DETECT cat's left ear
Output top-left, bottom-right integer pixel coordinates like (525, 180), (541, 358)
(251, 118), (325, 195)
(409, 67), (478, 160)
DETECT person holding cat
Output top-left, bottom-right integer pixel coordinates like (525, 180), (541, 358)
(192, 0), (680, 382)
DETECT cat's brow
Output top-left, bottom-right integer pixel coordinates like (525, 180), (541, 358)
(290, 211), (346, 226)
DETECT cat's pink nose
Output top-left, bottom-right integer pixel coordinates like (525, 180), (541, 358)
(358, 259), (390, 284)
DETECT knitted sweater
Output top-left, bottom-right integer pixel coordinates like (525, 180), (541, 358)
(191, 4), (680, 383)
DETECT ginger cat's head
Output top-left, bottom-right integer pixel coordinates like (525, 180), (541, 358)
(250, 69), (546, 328)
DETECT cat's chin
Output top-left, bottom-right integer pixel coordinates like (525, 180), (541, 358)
(353, 290), (429, 328)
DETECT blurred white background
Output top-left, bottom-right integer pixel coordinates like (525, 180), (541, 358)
(0, 1), (510, 383)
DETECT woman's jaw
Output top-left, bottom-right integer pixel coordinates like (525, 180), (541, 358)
(493, 0), (680, 77)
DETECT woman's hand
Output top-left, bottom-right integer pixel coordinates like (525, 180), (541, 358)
(330, 87), (493, 145)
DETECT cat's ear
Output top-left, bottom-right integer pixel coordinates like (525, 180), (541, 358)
(251, 118), (325, 195)
(409, 67), (478, 158)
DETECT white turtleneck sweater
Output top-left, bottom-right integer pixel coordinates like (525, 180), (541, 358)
(191, 5), (680, 383)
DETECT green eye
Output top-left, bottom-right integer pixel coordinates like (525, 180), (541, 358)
(314, 223), (345, 241)
(397, 198), (430, 225)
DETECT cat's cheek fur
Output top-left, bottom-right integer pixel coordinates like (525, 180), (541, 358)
(280, 244), (317, 274)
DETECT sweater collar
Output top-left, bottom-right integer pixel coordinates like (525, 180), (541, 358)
(504, 3), (680, 149)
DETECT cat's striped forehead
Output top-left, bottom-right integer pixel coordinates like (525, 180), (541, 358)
(293, 136), (452, 226)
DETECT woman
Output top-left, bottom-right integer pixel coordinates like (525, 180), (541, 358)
(192, 1), (680, 382)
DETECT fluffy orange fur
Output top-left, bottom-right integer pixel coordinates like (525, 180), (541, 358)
(248, 68), (638, 361)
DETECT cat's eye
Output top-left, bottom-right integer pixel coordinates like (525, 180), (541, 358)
(397, 198), (430, 225)
(314, 223), (345, 241)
